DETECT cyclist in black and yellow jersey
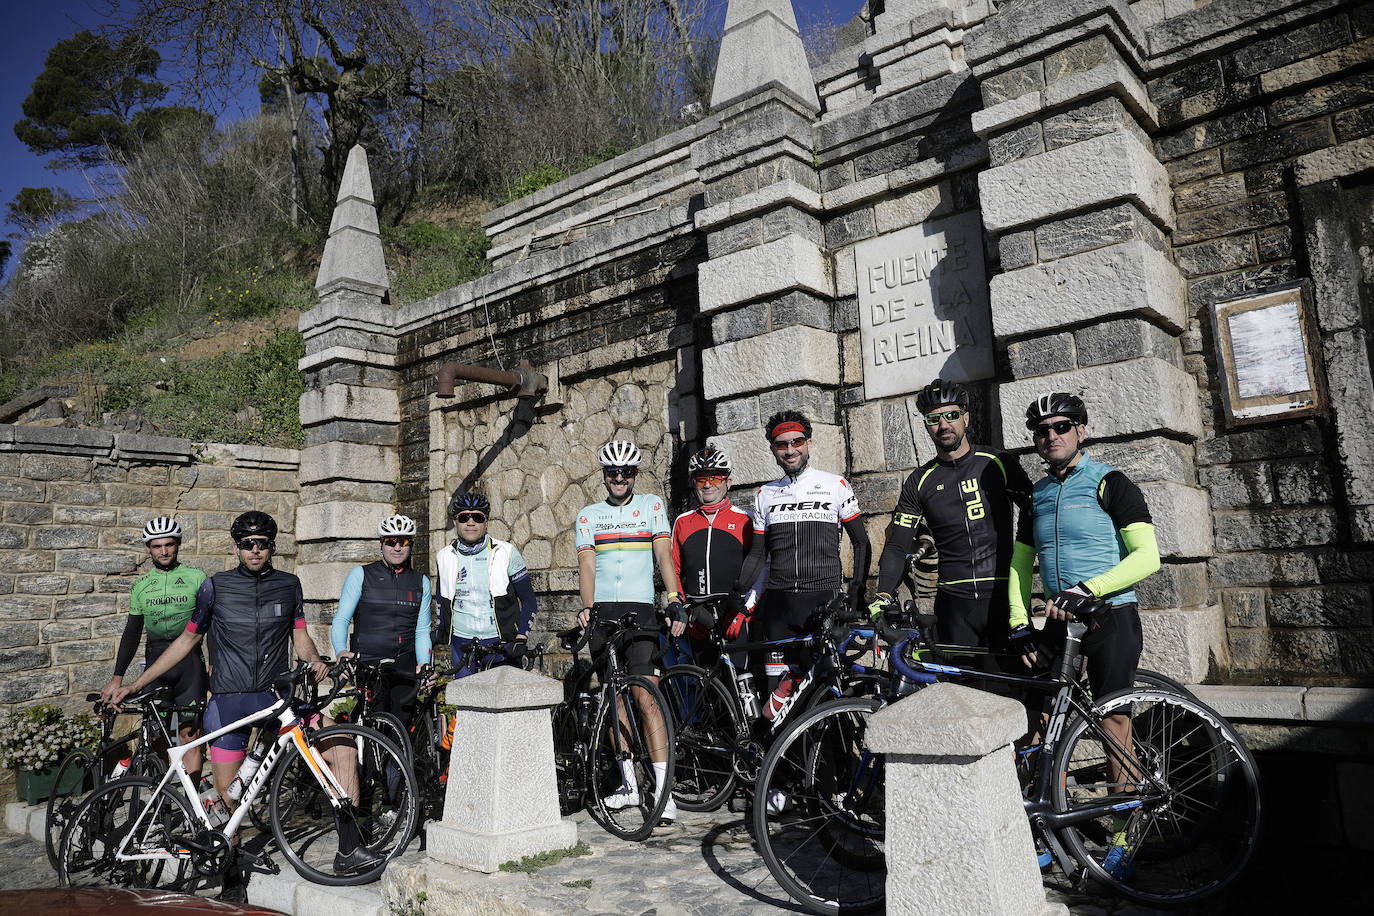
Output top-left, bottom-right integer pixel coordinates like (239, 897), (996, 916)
(100, 516), (208, 775)
(869, 379), (1033, 671)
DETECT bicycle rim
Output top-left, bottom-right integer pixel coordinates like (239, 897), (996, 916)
(551, 701), (585, 817)
(58, 776), (198, 891)
(45, 747), (97, 870)
(752, 697), (886, 916)
(410, 714), (447, 821)
(659, 665), (739, 812)
(1051, 688), (1262, 906)
(586, 676), (674, 841)
(269, 724), (419, 886)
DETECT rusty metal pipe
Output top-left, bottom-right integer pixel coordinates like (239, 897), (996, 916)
(435, 359), (547, 399)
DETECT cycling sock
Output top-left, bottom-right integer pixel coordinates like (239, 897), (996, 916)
(652, 760), (668, 793)
(337, 817), (361, 854)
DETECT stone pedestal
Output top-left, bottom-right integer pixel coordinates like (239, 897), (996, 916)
(866, 683), (1066, 916)
(426, 666), (577, 873)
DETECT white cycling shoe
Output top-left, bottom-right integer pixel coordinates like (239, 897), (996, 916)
(766, 789), (789, 815)
(658, 797), (678, 825)
(602, 786), (641, 810)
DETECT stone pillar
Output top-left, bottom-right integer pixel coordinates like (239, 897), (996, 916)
(296, 145), (402, 630)
(426, 666), (577, 872)
(693, 1), (842, 489)
(966, 2), (1221, 680)
(866, 682), (1067, 916)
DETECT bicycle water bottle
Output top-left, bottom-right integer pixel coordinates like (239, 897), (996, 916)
(736, 672), (761, 719)
(198, 785), (229, 827)
(109, 755), (132, 779)
(227, 744), (268, 801)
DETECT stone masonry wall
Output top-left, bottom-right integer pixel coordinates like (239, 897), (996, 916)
(0, 424), (300, 800)
(1147, 0), (1374, 682)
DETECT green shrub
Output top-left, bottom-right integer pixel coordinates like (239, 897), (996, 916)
(387, 221), (491, 304)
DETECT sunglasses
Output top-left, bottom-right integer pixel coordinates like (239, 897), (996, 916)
(692, 475), (728, 486)
(1033, 419), (1078, 438)
(604, 467), (638, 480)
(236, 538), (273, 552)
(924, 409), (965, 426)
(771, 436), (808, 451)
(454, 513), (487, 524)
(381, 537), (413, 548)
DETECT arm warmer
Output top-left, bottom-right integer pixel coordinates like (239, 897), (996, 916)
(433, 594), (451, 642)
(330, 566), (364, 656)
(413, 576), (433, 664)
(732, 530), (768, 598)
(1008, 540), (1037, 629)
(113, 615), (144, 677)
(876, 518), (916, 596)
(843, 516), (871, 599)
(1084, 523), (1161, 599)
(511, 571), (537, 636)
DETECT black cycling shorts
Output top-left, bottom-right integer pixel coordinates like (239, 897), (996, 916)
(933, 586), (1011, 674)
(146, 643), (207, 729)
(591, 602), (662, 677)
(761, 589), (832, 686)
(1041, 602), (1143, 699)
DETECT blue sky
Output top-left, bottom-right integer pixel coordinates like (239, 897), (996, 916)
(0, 0), (861, 230)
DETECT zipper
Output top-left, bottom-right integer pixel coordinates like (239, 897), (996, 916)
(253, 572), (261, 692)
(703, 508), (716, 595)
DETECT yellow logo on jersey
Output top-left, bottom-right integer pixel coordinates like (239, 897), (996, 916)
(961, 478), (985, 520)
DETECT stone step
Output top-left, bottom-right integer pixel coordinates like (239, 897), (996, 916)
(247, 863), (386, 916)
(4, 802), (46, 845)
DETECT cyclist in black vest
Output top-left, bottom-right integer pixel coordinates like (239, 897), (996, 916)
(331, 514), (432, 721)
(112, 511), (380, 875)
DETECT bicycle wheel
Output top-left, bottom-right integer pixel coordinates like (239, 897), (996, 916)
(586, 676), (675, 841)
(57, 776), (198, 891)
(1051, 688), (1261, 906)
(45, 746), (99, 870)
(409, 713), (447, 820)
(752, 697), (885, 916)
(659, 665), (739, 812)
(365, 712), (413, 766)
(551, 700), (585, 817)
(269, 724), (419, 886)
(1134, 668), (1196, 700)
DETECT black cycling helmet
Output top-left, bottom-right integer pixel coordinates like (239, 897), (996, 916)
(230, 510), (277, 541)
(763, 410), (812, 442)
(448, 490), (491, 519)
(1025, 392), (1088, 429)
(915, 378), (969, 414)
(687, 445), (731, 476)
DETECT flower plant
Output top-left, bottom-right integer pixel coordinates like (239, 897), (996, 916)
(0, 705), (101, 771)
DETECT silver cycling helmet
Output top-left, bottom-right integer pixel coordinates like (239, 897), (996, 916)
(378, 515), (418, 538)
(141, 516), (183, 543)
(598, 439), (642, 467)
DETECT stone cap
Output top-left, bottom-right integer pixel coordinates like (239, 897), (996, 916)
(866, 682), (1025, 757)
(446, 665), (565, 711)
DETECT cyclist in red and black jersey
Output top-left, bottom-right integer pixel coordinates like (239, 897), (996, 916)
(670, 446), (762, 667)
(729, 412), (871, 717)
(870, 379), (1033, 671)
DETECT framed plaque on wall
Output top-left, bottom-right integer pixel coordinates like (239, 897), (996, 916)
(1210, 280), (1326, 427)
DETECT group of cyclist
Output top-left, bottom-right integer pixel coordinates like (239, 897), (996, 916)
(92, 378), (1158, 881)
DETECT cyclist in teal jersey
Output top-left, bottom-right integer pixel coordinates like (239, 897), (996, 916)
(574, 439), (686, 826)
(100, 517), (207, 776)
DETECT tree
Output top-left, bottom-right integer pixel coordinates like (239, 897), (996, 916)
(7, 187), (79, 233)
(13, 31), (197, 167)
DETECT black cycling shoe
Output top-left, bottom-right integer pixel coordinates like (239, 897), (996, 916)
(334, 845), (384, 874)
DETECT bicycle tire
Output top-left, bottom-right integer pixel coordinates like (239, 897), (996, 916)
(659, 664), (740, 812)
(551, 700), (585, 817)
(1134, 668), (1196, 700)
(1050, 687), (1261, 906)
(268, 723), (419, 886)
(410, 712), (447, 820)
(364, 712), (413, 766)
(586, 675), (675, 841)
(752, 696), (886, 916)
(57, 775), (198, 891)
(45, 746), (99, 870)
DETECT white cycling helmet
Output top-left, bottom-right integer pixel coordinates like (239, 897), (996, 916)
(378, 515), (417, 538)
(687, 445), (731, 476)
(141, 516), (182, 543)
(598, 440), (642, 468)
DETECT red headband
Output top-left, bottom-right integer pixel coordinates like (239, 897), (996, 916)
(769, 421), (806, 440)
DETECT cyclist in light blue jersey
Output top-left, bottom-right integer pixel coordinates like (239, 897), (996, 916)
(574, 439), (686, 826)
(435, 492), (538, 677)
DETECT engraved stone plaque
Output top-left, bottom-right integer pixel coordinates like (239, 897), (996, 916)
(855, 210), (992, 400)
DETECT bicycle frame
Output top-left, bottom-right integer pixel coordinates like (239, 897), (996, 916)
(108, 691), (349, 866)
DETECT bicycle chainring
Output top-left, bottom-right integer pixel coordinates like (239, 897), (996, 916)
(188, 829), (232, 877)
(734, 734), (764, 783)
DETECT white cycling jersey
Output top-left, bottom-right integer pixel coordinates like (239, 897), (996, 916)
(753, 466), (860, 592)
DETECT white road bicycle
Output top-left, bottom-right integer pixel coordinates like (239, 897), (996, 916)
(57, 660), (419, 888)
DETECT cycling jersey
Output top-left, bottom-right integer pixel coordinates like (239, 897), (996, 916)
(575, 494), (670, 604)
(434, 536), (532, 641)
(671, 501), (754, 601)
(331, 561), (432, 662)
(753, 467), (860, 592)
(876, 447), (1032, 601)
(131, 564), (207, 649)
(187, 564), (305, 694)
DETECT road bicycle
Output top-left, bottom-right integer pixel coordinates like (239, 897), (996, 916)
(57, 660), (419, 889)
(44, 686), (203, 870)
(658, 595), (883, 813)
(550, 610), (676, 841)
(752, 600), (1262, 915)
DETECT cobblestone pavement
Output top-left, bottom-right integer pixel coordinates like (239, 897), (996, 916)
(0, 829), (56, 892)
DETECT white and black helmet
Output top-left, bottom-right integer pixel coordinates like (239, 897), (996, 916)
(142, 516), (183, 544)
(598, 440), (642, 468)
(687, 445), (731, 476)
(378, 515), (417, 538)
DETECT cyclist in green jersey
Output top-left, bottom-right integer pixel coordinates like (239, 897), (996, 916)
(100, 516), (208, 776)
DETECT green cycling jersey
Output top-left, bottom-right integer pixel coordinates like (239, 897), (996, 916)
(130, 563), (207, 643)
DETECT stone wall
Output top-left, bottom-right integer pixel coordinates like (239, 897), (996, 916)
(0, 424), (300, 798)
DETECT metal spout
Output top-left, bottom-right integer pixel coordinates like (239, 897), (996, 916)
(435, 359), (547, 399)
